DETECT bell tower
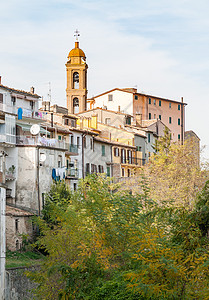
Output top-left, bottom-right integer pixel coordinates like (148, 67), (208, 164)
(66, 30), (88, 114)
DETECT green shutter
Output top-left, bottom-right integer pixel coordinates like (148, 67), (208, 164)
(102, 145), (105, 156)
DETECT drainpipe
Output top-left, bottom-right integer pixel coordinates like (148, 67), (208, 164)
(181, 97), (184, 145)
(37, 147), (41, 215)
(82, 134), (85, 179)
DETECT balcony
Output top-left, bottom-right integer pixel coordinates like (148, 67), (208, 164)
(16, 135), (68, 150)
(0, 103), (43, 119)
(69, 144), (79, 155)
(121, 157), (146, 166)
(6, 167), (16, 181)
(66, 168), (79, 178)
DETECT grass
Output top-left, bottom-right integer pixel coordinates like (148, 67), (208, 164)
(6, 249), (44, 268)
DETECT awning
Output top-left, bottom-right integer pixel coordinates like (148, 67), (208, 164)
(17, 123), (50, 135)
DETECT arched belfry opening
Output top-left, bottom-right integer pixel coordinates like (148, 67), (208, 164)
(73, 72), (79, 89)
(66, 30), (88, 114)
(73, 97), (79, 114)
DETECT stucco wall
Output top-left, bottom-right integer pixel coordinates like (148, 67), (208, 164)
(94, 90), (133, 115)
(16, 146), (65, 212)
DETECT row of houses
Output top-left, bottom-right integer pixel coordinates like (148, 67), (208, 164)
(0, 80), (166, 251)
(0, 36), (199, 253)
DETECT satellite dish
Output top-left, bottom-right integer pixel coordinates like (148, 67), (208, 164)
(40, 153), (46, 162)
(30, 124), (40, 135)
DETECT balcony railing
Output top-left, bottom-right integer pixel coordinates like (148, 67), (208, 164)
(69, 144), (78, 154)
(0, 103), (43, 119)
(66, 168), (79, 178)
(6, 168), (16, 181)
(121, 157), (146, 166)
(0, 134), (16, 144)
(16, 135), (68, 150)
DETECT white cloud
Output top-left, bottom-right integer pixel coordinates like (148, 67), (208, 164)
(0, 0), (208, 159)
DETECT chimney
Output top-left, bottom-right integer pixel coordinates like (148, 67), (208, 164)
(181, 97), (184, 103)
(0, 76), (2, 85)
(118, 106), (120, 112)
(30, 86), (35, 94)
(135, 113), (142, 127)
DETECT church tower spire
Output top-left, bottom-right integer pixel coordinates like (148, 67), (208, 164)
(66, 30), (88, 114)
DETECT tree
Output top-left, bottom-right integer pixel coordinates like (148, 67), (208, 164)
(144, 137), (207, 209)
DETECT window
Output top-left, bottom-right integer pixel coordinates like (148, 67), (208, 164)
(122, 168), (125, 177)
(108, 94), (113, 101)
(83, 136), (86, 148)
(11, 96), (16, 105)
(102, 145), (105, 156)
(15, 219), (19, 232)
(148, 133), (151, 143)
(178, 134), (181, 140)
(0, 94), (3, 103)
(86, 163), (90, 174)
(121, 149), (126, 163)
(126, 116), (131, 125)
(90, 138), (93, 150)
(70, 135), (74, 145)
(169, 102), (171, 109)
(107, 166), (110, 177)
(16, 240), (19, 250)
(127, 169), (130, 177)
(58, 155), (62, 168)
(136, 146), (142, 151)
(74, 183), (77, 191)
(64, 118), (69, 125)
(98, 165), (104, 173)
(73, 72), (79, 89)
(71, 120), (76, 127)
(77, 136), (80, 147)
(149, 98), (151, 104)
(105, 118), (111, 125)
(178, 118), (180, 125)
(73, 97), (79, 114)
(159, 100), (161, 106)
(30, 101), (34, 110)
(154, 114), (156, 119)
(149, 113), (151, 119)
(114, 147), (119, 156)
(58, 135), (62, 141)
(134, 95), (138, 100)
(178, 104), (181, 111)
(159, 115), (161, 120)
(169, 117), (172, 124)
(154, 99), (156, 105)
(127, 150), (132, 164)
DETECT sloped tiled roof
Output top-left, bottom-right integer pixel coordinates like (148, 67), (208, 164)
(0, 84), (40, 98)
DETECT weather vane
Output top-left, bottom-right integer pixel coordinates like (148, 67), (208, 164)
(74, 29), (80, 41)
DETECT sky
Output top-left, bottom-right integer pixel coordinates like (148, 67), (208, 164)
(0, 0), (209, 160)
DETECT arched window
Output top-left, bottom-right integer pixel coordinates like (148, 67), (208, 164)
(73, 98), (79, 114)
(16, 240), (19, 250)
(73, 72), (79, 89)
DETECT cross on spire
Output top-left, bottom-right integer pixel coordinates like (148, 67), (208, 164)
(74, 29), (80, 41)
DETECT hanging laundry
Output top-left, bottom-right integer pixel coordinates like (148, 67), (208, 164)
(18, 108), (23, 120)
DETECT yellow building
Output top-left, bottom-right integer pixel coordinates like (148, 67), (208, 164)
(66, 33), (88, 114)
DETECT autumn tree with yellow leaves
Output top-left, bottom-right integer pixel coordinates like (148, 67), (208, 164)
(28, 137), (209, 299)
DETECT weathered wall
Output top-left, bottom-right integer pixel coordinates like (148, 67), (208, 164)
(6, 266), (38, 300)
(16, 146), (65, 213)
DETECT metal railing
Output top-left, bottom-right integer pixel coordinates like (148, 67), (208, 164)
(66, 168), (79, 178)
(69, 144), (79, 154)
(16, 135), (68, 150)
(121, 157), (146, 166)
(0, 103), (43, 119)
